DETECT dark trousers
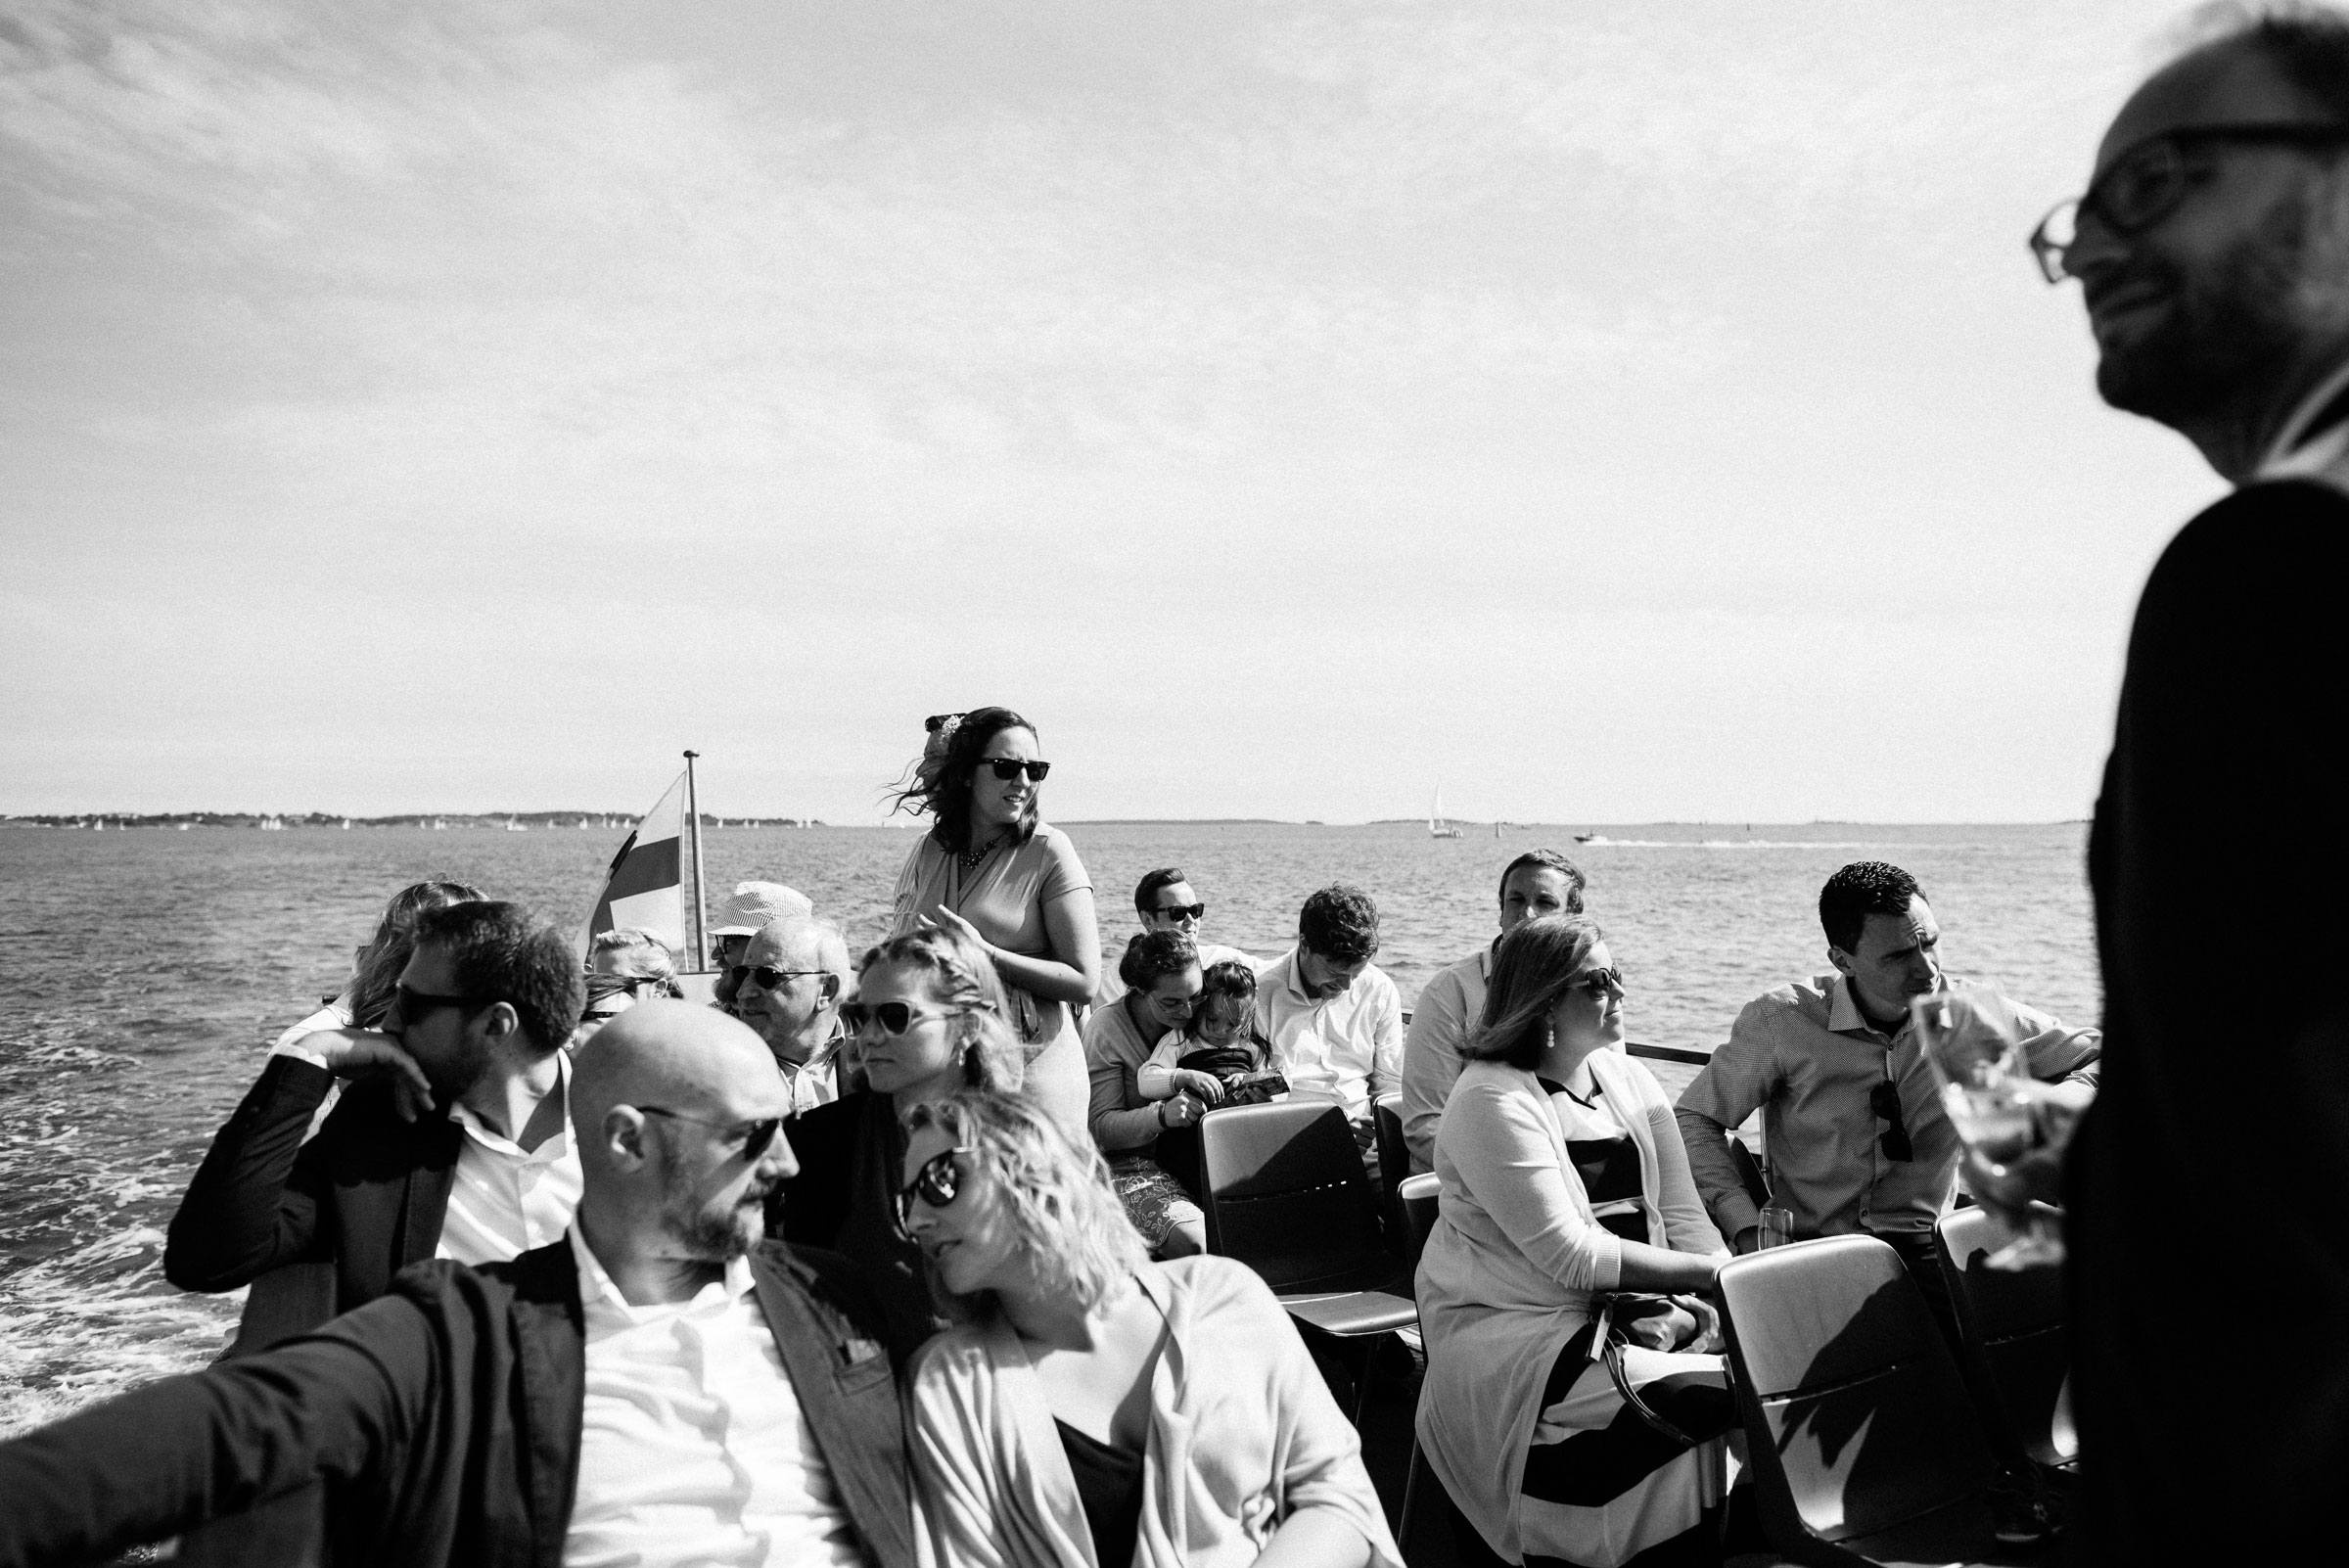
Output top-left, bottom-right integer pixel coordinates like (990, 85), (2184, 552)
(1873, 1225), (1962, 1356)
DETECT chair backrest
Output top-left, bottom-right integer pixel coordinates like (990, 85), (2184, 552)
(1372, 1092), (1411, 1249)
(1720, 1235), (1997, 1551)
(1397, 1172), (1442, 1272)
(1199, 1100), (1390, 1290)
(1935, 1206), (2075, 1468)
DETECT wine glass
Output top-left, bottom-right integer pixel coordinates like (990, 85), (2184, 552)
(1910, 990), (2066, 1269)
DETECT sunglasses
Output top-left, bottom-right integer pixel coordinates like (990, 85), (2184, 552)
(840, 1000), (963, 1036)
(1566, 966), (1625, 999)
(979, 758), (1050, 782)
(1152, 902), (1207, 922)
(1869, 1076), (1913, 1163)
(579, 1004), (628, 1026)
(894, 1145), (979, 1238)
(729, 965), (828, 992)
(637, 1105), (784, 1162)
(396, 984), (488, 1018)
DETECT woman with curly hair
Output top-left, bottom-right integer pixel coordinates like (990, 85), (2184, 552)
(771, 925), (1028, 1357)
(887, 708), (1099, 1136)
(898, 1088), (1401, 1568)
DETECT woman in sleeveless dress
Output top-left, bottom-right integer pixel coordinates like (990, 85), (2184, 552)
(888, 708), (1100, 1136)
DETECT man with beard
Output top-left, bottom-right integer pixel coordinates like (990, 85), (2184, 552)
(0, 1004), (913, 1568)
(167, 899), (586, 1339)
(2025, 11), (2349, 1560)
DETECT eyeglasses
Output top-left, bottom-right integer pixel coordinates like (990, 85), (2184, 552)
(395, 984), (488, 1019)
(840, 1000), (963, 1036)
(1869, 1076), (1913, 1163)
(579, 1004), (628, 1026)
(1565, 966), (1625, 999)
(980, 758), (1050, 782)
(894, 1145), (979, 1238)
(1151, 902), (1206, 922)
(729, 965), (828, 992)
(2030, 121), (2349, 283)
(637, 1105), (784, 1162)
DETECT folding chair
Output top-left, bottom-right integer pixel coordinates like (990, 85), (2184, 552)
(1719, 1234), (2054, 1566)
(1371, 1093), (1412, 1253)
(1935, 1207), (2076, 1474)
(1199, 1100), (1417, 1419)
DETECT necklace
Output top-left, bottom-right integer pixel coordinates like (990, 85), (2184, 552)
(956, 834), (1003, 872)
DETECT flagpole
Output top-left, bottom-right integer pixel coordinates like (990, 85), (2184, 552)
(683, 750), (710, 969)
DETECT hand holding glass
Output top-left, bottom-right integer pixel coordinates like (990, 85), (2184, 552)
(1910, 992), (2066, 1269)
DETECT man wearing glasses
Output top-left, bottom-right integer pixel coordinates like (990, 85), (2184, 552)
(1673, 863), (2096, 1335)
(1093, 866), (1255, 1006)
(707, 880), (814, 1011)
(2030, 12), (2349, 1559)
(0, 1004), (912, 1568)
(734, 914), (855, 1114)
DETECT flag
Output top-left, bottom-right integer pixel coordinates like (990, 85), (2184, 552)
(589, 771), (689, 954)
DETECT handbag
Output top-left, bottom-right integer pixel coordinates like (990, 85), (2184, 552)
(1590, 1291), (1724, 1449)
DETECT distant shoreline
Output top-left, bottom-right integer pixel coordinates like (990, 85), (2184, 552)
(4, 813), (2095, 830)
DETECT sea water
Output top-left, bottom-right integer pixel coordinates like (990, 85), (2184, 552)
(0, 819), (2096, 1431)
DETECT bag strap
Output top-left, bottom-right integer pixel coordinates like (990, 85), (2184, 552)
(1602, 1337), (1698, 1450)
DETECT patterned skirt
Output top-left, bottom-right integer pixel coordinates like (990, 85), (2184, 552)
(1518, 1323), (1741, 1568)
(1105, 1154), (1203, 1252)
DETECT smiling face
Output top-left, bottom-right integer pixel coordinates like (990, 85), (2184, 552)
(1543, 940), (1626, 1058)
(2073, 40), (2349, 430)
(852, 958), (965, 1102)
(968, 725), (1041, 837)
(1831, 897), (1943, 1027)
(1498, 865), (1579, 934)
(1298, 945), (1367, 1000)
(1134, 965), (1202, 1036)
(900, 1122), (1021, 1300)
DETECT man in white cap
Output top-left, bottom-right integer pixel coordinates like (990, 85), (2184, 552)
(707, 881), (812, 1014)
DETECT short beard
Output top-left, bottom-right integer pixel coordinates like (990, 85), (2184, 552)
(2096, 198), (2317, 429)
(656, 1143), (766, 1262)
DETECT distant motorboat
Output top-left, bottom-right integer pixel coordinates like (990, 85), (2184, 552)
(1429, 784), (1463, 840)
(1574, 831), (1598, 844)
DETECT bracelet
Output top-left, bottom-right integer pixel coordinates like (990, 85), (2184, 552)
(1157, 1100), (1170, 1128)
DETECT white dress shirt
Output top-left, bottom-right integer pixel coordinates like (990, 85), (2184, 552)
(436, 1057), (582, 1266)
(563, 1229), (862, 1568)
(1253, 946), (1404, 1122)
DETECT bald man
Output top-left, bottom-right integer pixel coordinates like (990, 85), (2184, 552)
(735, 915), (855, 1114)
(0, 1004), (914, 1568)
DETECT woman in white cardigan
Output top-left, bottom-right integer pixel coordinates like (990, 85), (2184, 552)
(899, 1088), (1403, 1568)
(1416, 914), (1740, 1568)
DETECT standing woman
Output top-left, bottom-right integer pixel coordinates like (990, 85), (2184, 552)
(1083, 931), (1209, 1257)
(889, 708), (1099, 1135)
(1416, 913), (1739, 1568)
(900, 1088), (1401, 1568)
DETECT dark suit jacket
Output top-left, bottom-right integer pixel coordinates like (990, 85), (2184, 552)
(2070, 481), (2349, 1563)
(775, 1090), (948, 1361)
(0, 1238), (914, 1568)
(165, 1055), (462, 1348)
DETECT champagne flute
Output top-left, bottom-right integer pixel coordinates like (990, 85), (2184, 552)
(1910, 990), (2066, 1269)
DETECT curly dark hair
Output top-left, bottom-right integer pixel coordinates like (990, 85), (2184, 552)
(883, 706), (1041, 854)
(2182, 5), (2349, 120)
(412, 900), (582, 1058)
(1197, 958), (1258, 1008)
(1818, 861), (1924, 953)
(1117, 930), (1199, 991)
(1298, 883), (1379, 964)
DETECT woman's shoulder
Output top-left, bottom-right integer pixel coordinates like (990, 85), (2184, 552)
(1146, 1254), (1285, 1325)
(1589, 1047), (1670, 1109)
(1452, 1057), (1541, 1100)
(1025, 820), (1087, 870)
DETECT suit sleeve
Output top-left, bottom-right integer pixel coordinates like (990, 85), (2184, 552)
(163, 1055), (337, 1292)
(0, 1294), (434, 1568)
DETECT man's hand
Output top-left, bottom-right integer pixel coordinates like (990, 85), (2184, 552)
(1732, 1225), (1760, 1256)
(302, 1029), (436, 1123)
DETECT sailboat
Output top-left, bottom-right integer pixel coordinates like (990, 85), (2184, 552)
(1429, 784), (1464, 840)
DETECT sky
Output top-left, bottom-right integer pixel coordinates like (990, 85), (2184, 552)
(1, 1), (2238, 824)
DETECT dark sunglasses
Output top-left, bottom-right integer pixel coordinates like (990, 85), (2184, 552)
(729, 965), (828, 992)
(1152, 902), (1207, 922)
(980, 758), (1050, 782)
(1566, 966), (1625, 999)
(579, 1003), (628, 1026)
(894, 1145), (978, 1238)
(396, 983), (488, 1018)
(840, 1000), (961, 1036)
(637, 1105), (784, 1162)
(1869, 1077), (1913, 1163)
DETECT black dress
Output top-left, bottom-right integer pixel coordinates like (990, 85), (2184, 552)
(1055, 1419), (1145, 1568)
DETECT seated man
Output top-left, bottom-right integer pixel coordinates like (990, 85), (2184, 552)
(1675, 861), (2098, 1321)
(1256, 884), (1404, 1180)
(1093, 866), (1253, 1006)
(709, 880), (814, 1012)
(0, 1004), (912, 1568)
(166, 899), (586, 1342)
(1400, 849), (1586, 1174)
(735, 913), (855, 1114)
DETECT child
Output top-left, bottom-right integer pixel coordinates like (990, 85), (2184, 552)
(1138, 959), (1288, 1107)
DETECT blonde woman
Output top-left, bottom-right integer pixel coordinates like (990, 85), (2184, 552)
(771, 926), (1026, 1358)
(900, 1089), (1402, 1568)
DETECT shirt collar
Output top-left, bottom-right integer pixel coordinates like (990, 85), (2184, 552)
(1824, 974), (1895, 1040)
(2255, 356), (2349, 484)
(566, 1224), (758, 1321)
(446, 1051), (571, 1158)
